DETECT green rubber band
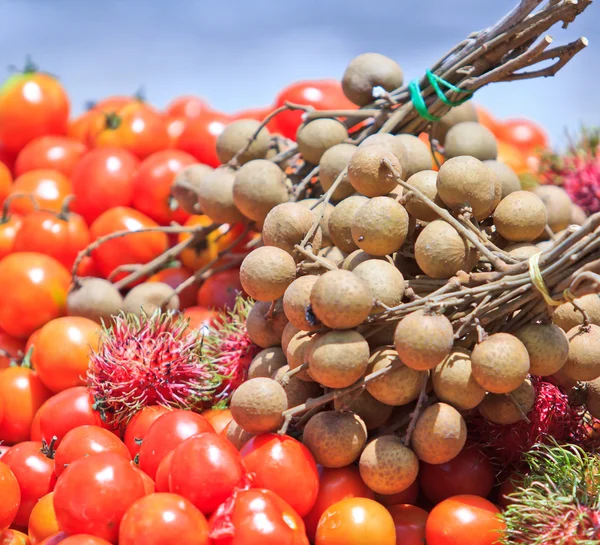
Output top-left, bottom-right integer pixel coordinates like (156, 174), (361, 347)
(409, 79), (440, 122)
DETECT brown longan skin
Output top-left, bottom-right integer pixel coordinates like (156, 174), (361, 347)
(230, 378), (288, 434)
(319, 246), (347, 265)
(571, 204), (588, 225)
(240, 246), (297, 302)
(328, 195), (370, 253)
(283, 275), (320, 331)
(394, 134), (433, 179)
(196, 167), (245, 224)
(318, 143), (357, 201)
(394, 311), (453, 371)
(246, 300), (288, 348)
(67, 277), (124, 325)
(122, 282), (180, 316)
(514, 323), (569, 376)
(334, 390), (393, 430)
(171, 163), (213, 215)
(483, 160), (520, 198)
(404, 170), (444, 222)
(298, 199), (335, 248)
(504, 243), (541, 261)
(585, 377), (600, 419)
(303, 411), (368, 468)
(352, 260), (405, 314)
(359, 435), (419, 495)
(444, 122), (498, 161)
(272, 365), (318, 408)
(248, 347), (288, 379)
(342, 53), (404, 106)
(224, 420), (256, 451)
(411, 403), (467, 464)
(532, 185), (573, 232)
(359, 133), (408, 167)
(216, 119), (271, 165)
(310, 270), (373, 330)
(471, 333), (531, 393)
(562, 325), (600, 381)
(552, 294), (600, 332)
(281, 322), (300, 354)
(432, 101), (478, 145)
(286, 329), (317, 382)
(493, 191), (548, 242)
(478, 378), (536, 425)
(347, 147), (402, 197)
(341, 249), (386, 271)
(296, 119), (349, 165)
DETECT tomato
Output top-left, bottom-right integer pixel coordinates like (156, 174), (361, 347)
(165, 116), (187, 147)
(0, 69), (69, 154)
(2, 442), (56, 528)
(54, 425), (130, 478)
(272, 80), (356, 139)
(0, 330), (25, 369)
(92, 96), (137, 113)
(8, 170), (72, 216)
(53, 452), (145, 543)
(132, 467), (155, 495)
(123, 406), (171, 460)
(68, 111), (99, 144)
(241, 434), (319, 517)
(177, 111), (231, 167)
(131, 150), (196, 225)
(495, 118), (548, 151)
(166, 96), (211, 120)
(0, 367), (51, 444)
(425, 495), (505, 545)
(89, 207), (168, 281)
(0, 215), (23, 261)
(388, 504), (428, 545)
(497, 472), (523, 508)
(0, 162), (12, 208)
(121, 493), (208, 545)
(71, 148), (139, 224)
(0, 253), (71, 339)
(153, 450), (173, 493)
(39, 534), (111, 545)
(74, 256), (98, 278)
(183, 306), (219, 335)
(315, 497), (396, 545)
(474, 106), (498, 135)
(0, 460), (20, 530)
(27, 492), (59, 545)
(376, 479), (420, 506)
(0, 529), (30, 545)
(137, 410), (214, 480)
(201, 409), (233, 434)
(304, 466), (374, 542)
(179, 216), (225, 270)
(0, 446), (10, 458)
(196, 268), (244, 310)
(15, 137), (86, 178)
(147, 267), (197, 309)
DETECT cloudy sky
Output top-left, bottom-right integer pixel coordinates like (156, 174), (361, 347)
(0, 0), (596, 146)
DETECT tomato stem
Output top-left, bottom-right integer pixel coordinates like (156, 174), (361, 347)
(104, 112), (122, 130)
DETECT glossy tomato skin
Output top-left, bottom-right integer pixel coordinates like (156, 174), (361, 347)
(201, 409), (233, 434)
(0, 252), (71, 339)
(137, 410), (214, 480)
(71, 148), (139, 225)
(123, 406), (170, 460)
(15, 136), (86, 178)
(177, 111), (231, 167)
(495, 118), (548, 151)
(153, 450), (174, 493)
(67, 111), (98, 144)
(92, 96), (137, 113)
(0, 162), (12, 208)
(183, 306), (220, 335)
(53, 452), (145, 543)
(132, 467), (155, 495)
(147, 267), (197, 309)
(179, 215), (222, 270)
(119, 493), (209, 545)
(197, 268), (244, 310)
(2, 441), (56, 527)
(166, 96), (211, 120)
(209, 488), (309, 545)
(425, 495), (505, 545)
(131, 150), (196, 225)
(8, 170), (72, 216)
(90, 207), (168, 281)
(39, 534), (112, 545)
(0, 215), (22, 261)
(388, 504), (428, 545)
(0, 330), (25, 369)
(0, 529), (30, 545)
(0, 72), (69, 154)
(241, 434), (319, 517)
(27, 491), (59, 545)
(0, 459), (20, 531)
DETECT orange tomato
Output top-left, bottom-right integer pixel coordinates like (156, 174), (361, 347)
(418, 133), (443, 171)
(27, 492), (59, 545)
(182, 306), (219, 335)
(166, 96), (211, 120)
(67, 111), (100, 144)
(147, 267), (198, 310)
(0, 459), (20, 531)
(474, 105), (498, 135)
(388, 504), (428, 545)
(0, 214), (22, 260)
(200, 409), (233, 434)
(496, 141), (529, 174)
(92, 95), (137, 113)
(0, 330), (25, 369)
(495, 118), (548, 152)
(8, 170), (72, 216)
(0, 162), (13, 208)
(14, 137), (86, 178)
(0, 529), (31, 545)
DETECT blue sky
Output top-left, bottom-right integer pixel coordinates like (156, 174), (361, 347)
(0, 0), (596, 147)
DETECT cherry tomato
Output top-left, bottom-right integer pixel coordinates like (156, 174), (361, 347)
(496, 141), (529, 175)
(304, 466), (374, 542)
(0, 253), (71, 339)
(120, 492), (209, 545)
(0, 330), (25, 369)
(8, 170), (72, 216)
(474, 106), (498, 135)
(241, 434), (319, 517)
(196, 268), (244, 310)
(0, 446), (10, 458)
(92, 96), (137, 113)
(137, 410), (214, 480)
(53, 452), (145, 543)
(71, 148), (139, 225)
(0, 214), (23, 261)
(68, 111), (99, 144)
(183, 306), (219, 335)
(147, 267), (198, 309)
(0, 529), (30, 545)
(425, 495), (505, 545)
(132, 467), (155, 495)
(123, 406), (171, 460)
(131, 150), (196, 225)
(27, 492), (59, 545)
(0, 162), (12, 208)
(15, 137), (86, 178)
(165, 116), (187, 147)
(376, 479), (420, 506)
(74, 256), (98, 278)
(153, 450), (173, 493)
(2, 442), (56, 527)
(0, 68), (69, 154)
(179, 216), (225, 270)
(177, 111), (231, 167)
(388, 504), (428, 545)
(166, 96), (211, 120)
(315, 497), (396, 545)
(201, 409), (233, 434)
(495, 118), (548, 151)
(89, 207), (168, 281)
(0, 460), (20, 531)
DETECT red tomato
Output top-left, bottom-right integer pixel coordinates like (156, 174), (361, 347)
(53, 452), (145, 543)
(39, 534), (111, 545)
(0, 162), (12, 208)
(0, 460), (20, 531)
(0, 69), (69, 154)
(0, 367), (51, 444)
(0, 446), (10, 458)
(272, 80), (356, 139)
(123, 406), (171, 460)
(196, 268), (244, 310)
(0, 253), (71, 339)
(92, 96), (137, 113)
(419, 445), (495, 505)
(0, 529), (30, 545)
(68, 111), (100, 144)
(137, 410), (214, 480)
(27, 492), (59, 545)
(495, 118), (548, 151)
(89, 207), (168, 281)
(0, 213), (21, 261)
(15, 137), (86, 178)
(200, 409), (233, 434)
(165, 116), (186, 147)
(147, 267), (198, 309)
(304, 466), (374, 542)
(376, 479), (420, 506)
(474, 106), (498, 135)
(120, 493), (208, 545)
(0, 330), (25, 369)
(131, 150), (196, 225)
(425, 495), (505, 545)
(388, 504), (428, 545)
(8, 170), (72, 216)
(132, 467), (155, 495)
(166, 96), (211, 120)
(71, 148), (139, 224)
(177, 111), (231, 167)
(241, 434), (319, 517)
(74, 256), (98, 278)
(54, 425), (131, 478)
(2, 442), (56, 527)
(153, 450), (173, 493)
(183, 306), (219, 335)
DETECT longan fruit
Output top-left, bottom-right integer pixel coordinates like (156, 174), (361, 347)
(394, 134), (433, 179)
(216, 119), (270, 165)
(319, 245), (347, 265)
(562, 325), (600, 381)
(303, 411), (368, 467)
(403, 170), (443, 222)
(342, 53), (404, 106)
(366, 347), (427, 406)
(359, 435), (418, 495)
(298, 199), (334, 247)
(310, 270), (373, 329)
(432, 348), (486, 410)
(351, 197), (409, 256)
(224, 420), (255, 450)
(504, 243), (541, 261)
(348, 147), (402, 197)
(240, 246), (297, 302)
(414, 220), (479, 279)
(514, 323), (569, 376)
(67, 278), (123, 324)
(296, 119), (349, 165)
(122, 282), (180, 316)
(328, 195), (370, 253)
(359, 133), (408, 167)
(196, 167), (245, 224)
(444, 122), (498, 161)
(479, 169), (503, 219)
(352, 260), (405, 314)
(365, 323), (397, 350)
(246, 300), (288, 348)
(318, 143), (357, 201)
(585, 377), (600, 419)
(171, 163), (213, 215)
(286, 329), (316, 382)
(493, 191), (548, 242)
(432, 101), (478, 145)
(471, 333), (530, 393)
(394, 311), (453, 371)
(272, 365), (317, 408)
(248, 347), (288, 379)
(533, 185), (573, 232)
(552, 294), (600, 332)
(230, 377), (287, 434)
(571, 204), (587, 225)
(411, 402), (467, 464)
(483, 160), (520, 198)
(334, 389), (393, 430)
(478, 378), (536, 425)
(341, 249), (385, 271)
(283, 275), (320, 331)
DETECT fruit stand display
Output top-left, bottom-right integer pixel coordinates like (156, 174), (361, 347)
(0, 1), (597, 544)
